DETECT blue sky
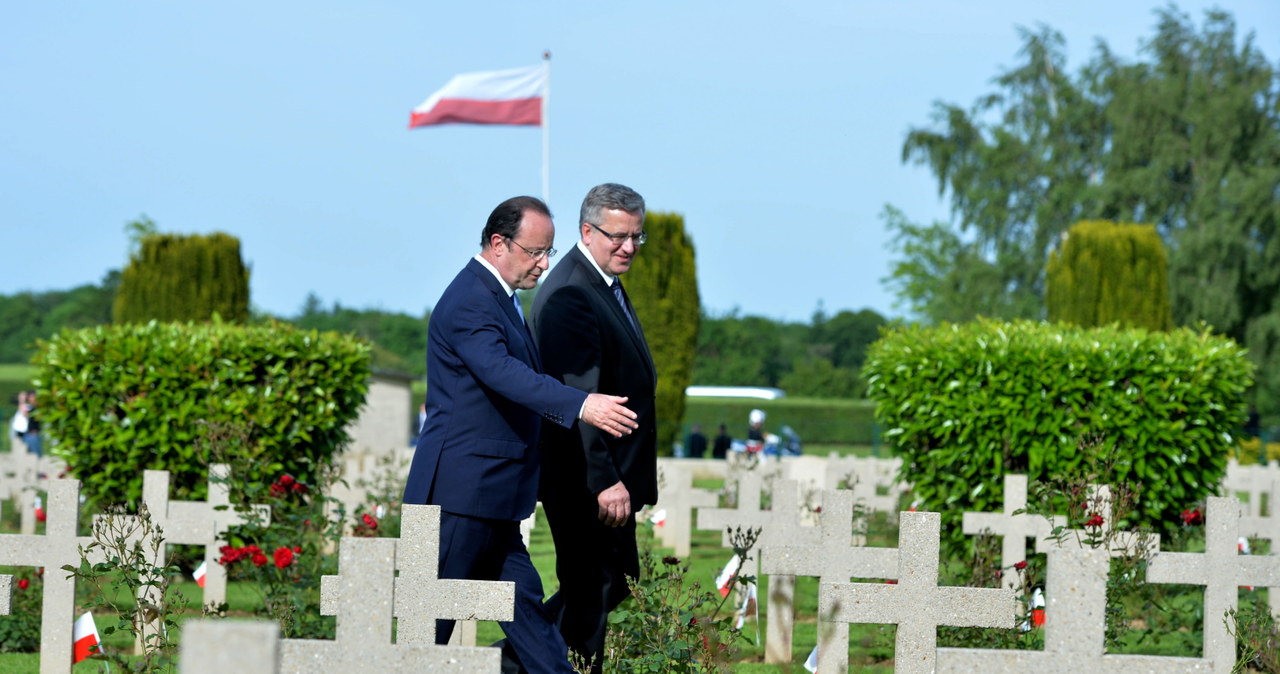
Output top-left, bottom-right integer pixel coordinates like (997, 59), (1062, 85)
(3, 2), (1276, 323)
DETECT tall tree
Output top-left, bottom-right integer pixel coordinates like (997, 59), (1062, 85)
(1046, 220), (1172, 330)
(885, 7), (1280, 409)
(626, 210), (700, 455)
(113, 225), (251, 324)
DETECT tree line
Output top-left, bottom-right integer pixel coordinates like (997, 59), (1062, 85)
(0, 276), (885, 398)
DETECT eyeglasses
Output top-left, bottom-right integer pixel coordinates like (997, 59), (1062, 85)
(588, 222), (647, 246)
(505, 237), (557, 261)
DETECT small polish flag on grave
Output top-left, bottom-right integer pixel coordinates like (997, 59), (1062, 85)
(192, 560), (208, 588)
(1239, 537), (1254, 590)
(733, 582), (758, 630)
(715, 554), (742, 598)
(648, 508), (667, 527)
(34, 494), (45, 523)
(72, 612), (100, 663)
(1031, 587), (1045, 627)
(804, 645), (818, 672)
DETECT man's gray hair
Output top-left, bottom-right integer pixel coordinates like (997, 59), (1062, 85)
(579, 183), (645, 227)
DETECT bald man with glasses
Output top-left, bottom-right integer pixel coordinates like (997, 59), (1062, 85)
(531, 183), (658, 673)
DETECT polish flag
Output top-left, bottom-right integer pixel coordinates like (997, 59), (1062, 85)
(409, 64), (546, 128)
(803, 645), (818, 672)
(72, 612), (100, 663)
(34, 494), (45, 523)
(715, 554), (742, 598)
(193, 560), (208, 588)
(648, 508), (667, 527)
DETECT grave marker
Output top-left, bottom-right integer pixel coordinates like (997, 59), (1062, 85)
(962, 474), (1064, 588)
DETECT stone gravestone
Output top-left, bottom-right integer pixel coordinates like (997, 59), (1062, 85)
(962, 473), (1065, 589)
(1223, 458), (1280, 517)
(824, 454), (907, 522)
(820, 511), (1014, 674)
(1237, 496), (1280, 619)
(937, 545), (1207, 672)
(0, 575), (10, 615)
(696, 474), (819, 663)
(390, 504), (516, 645)
(143, 464), (271, 607)
(653, 462), (718, 557)
(180, 620), (280, 674)
(760, 489), (898, 672)
(0, 478), (85, 674)
(1147, 496), (1280, 671)
(284, 532), (499, 672)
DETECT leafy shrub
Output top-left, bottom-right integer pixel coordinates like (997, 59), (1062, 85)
(32, 321), (370, 507)
(864, 319), (1252, 553)
(113, 230), (250, 324)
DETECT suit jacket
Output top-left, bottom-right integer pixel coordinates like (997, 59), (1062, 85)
(532, 245), (658, 509)
(403, 258), (587, 521)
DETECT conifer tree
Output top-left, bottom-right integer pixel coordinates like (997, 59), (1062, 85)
(113, 226), (250, 324)
(1045, 220), (1171, 330)
(626, 211), (700, 456)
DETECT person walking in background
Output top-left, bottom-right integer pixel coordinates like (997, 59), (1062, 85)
(532, 183), (657, 673)
(401, 195), (638, 674)
(712, 423), (731, 459)
(686, 423), (707, 458)
(10, 390), (41, 457)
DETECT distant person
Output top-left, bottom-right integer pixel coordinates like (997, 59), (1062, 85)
(11, 390), (41, 457)
(712, 423), (731, 459)
(1246, 405), (1262, 439)
(746, 408), (766, 452)
(686, 423), (707, 458)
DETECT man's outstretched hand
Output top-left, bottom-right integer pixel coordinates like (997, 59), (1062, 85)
(582, 394), (638, 438)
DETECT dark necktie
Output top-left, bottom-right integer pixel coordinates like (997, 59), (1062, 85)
(611, 278), (637, 333)
(512, 293), (525, 325)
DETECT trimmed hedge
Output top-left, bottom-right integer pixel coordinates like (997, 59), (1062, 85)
(32, 321), (371, 507)
(864, 319), (1252, 550)
(681, 397), (877, 445)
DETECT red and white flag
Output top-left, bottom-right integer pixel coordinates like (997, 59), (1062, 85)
(72, 612), (100, 663)
(648, 508), (667, 528)
(192, 560), (208, 588)
(409, 64), (546, 128)
(715, 553), (742, 598)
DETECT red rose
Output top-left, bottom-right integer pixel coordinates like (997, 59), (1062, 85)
(273, 547), (294, 569)
(251, 552), (268, 567)
(362, 513), (379, 530)
(1085, 513), (1105, 528)
(1014, 560), (1028, 571)
(17, 579), (29, 590)
(1181, 508), (1204, 526)
(269, 483), (286, 498)
(293, 545), (302, 553)
(291, 482), (308, 494)
(277, 474), (295, 487)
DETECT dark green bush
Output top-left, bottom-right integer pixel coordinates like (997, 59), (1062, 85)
(864, 319), (1252, 552)
(682, 397), (876, 445)
(113, 231), (250, 324)
(32, 321), (371, 507)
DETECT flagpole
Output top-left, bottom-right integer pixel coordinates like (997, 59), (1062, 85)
(541, 50), (551, 205)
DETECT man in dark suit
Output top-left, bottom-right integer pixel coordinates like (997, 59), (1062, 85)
(532, 183), (657, 672)
(402, 196), (638, 674)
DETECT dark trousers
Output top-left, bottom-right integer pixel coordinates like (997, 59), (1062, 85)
(542, 496), (640, 674)
(435, 511), (573, 674)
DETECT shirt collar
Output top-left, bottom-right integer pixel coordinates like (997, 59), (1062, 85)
(576, 241), (615, 286)
(473, 254), (515, 297)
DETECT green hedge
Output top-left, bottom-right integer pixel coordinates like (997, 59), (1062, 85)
(32, 321), (371, 507)
(681, 397), (876, 445)
(864, 319), (1252, 551)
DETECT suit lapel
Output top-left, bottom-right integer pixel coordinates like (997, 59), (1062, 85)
(467, 259), (541, 370)
(573, 248), (656, 383)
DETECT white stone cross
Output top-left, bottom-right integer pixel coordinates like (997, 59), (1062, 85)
(819, 511), (1015, 674)
(142, 464), (271, 607)
(1035, 484), (1158, 558)
(963, 474), (1065, 588)
(696, 474), (819, 664)
(1238, 499), (1280, 619)
(653, 463), (718, 556)
(286, 533), (499, 672)
(390, 504), (516, 644)
(937, 546), (1208, 672)
(761, 489), (898, 673)
(0, 478), (85, 674)
(1223, 459), (1279, 517)
(1147, 496), (1280, 671)
(824, 454), (906, 521)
